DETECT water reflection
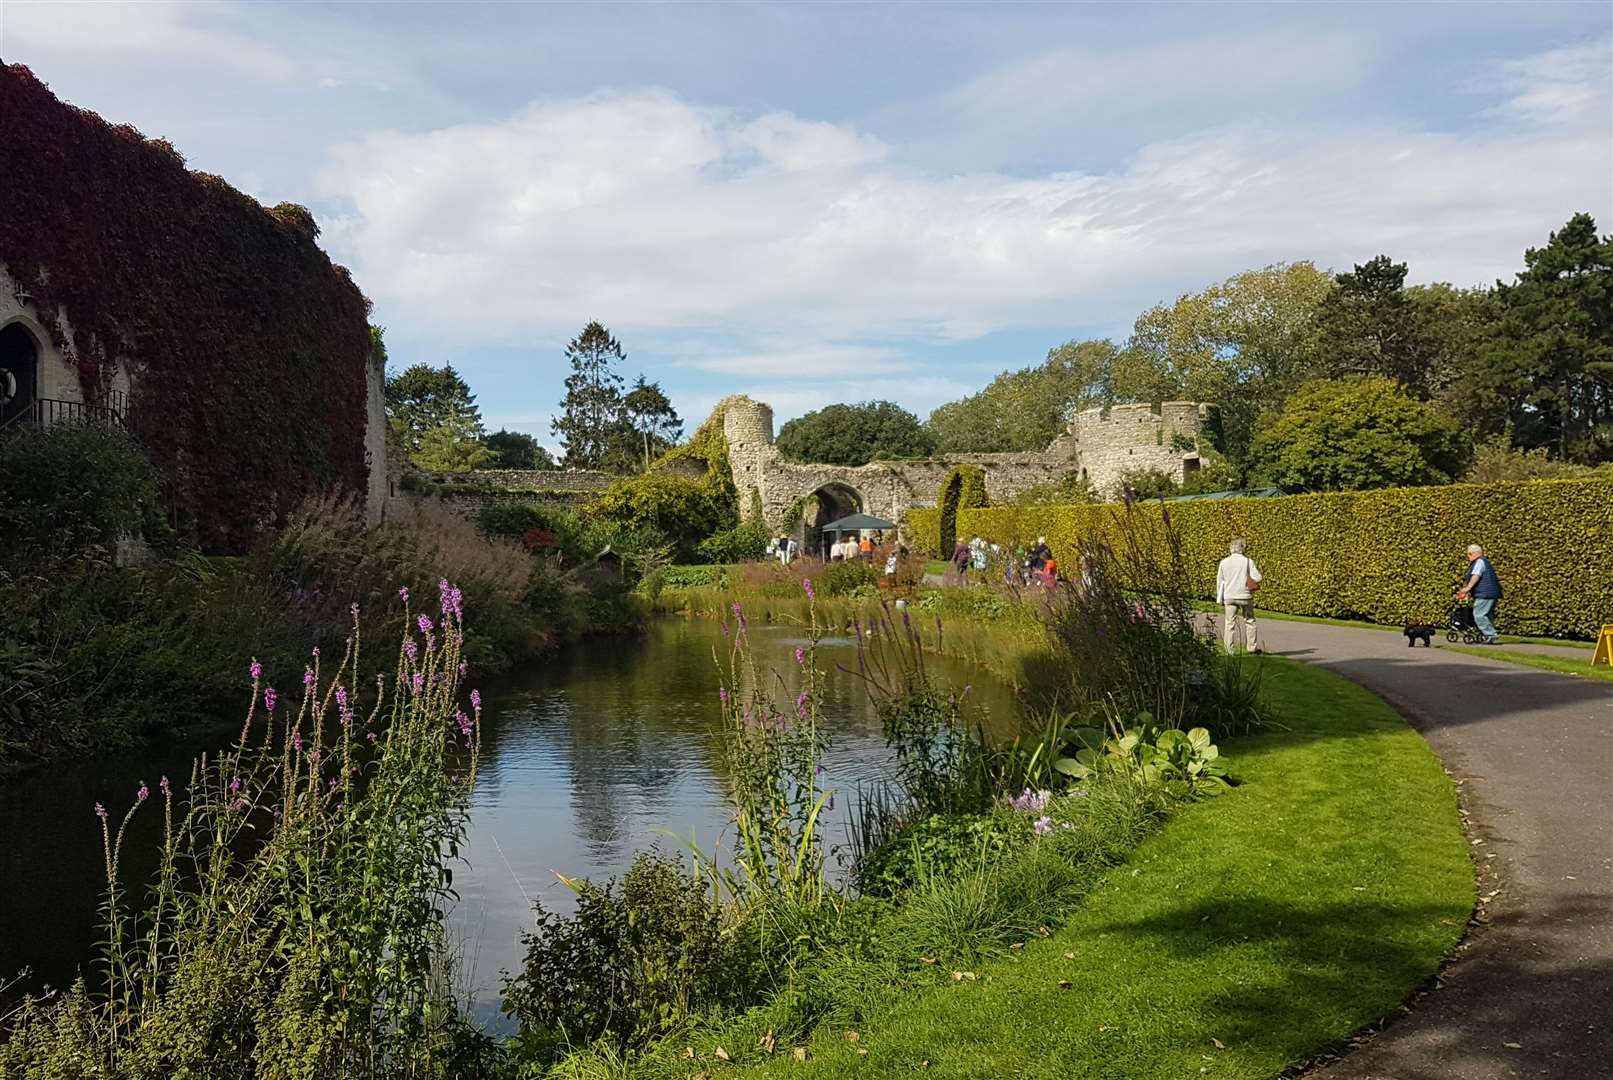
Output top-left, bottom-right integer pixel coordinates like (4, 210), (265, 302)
(0, 617), (1019, 1026)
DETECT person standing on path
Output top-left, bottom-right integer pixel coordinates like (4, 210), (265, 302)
(1216, 538), (1263, 653)
(1457, 543), (1503, 644)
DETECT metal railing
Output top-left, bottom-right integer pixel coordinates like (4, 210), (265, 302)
(0, 396), (128, 435)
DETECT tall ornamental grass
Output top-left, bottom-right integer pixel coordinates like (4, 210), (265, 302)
(0, 582), (486, 1079)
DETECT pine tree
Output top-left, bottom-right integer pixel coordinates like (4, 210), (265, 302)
(1490, 213), (1613, 462)
(384, 363), (485, 459)
(1316, 255), (1430, 392)
(553, 322), (627, 468)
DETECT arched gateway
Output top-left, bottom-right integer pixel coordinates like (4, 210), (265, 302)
(713, 394), (1212, 540)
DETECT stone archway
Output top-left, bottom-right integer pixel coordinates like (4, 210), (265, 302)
(0, 322), (40, 430)
(805, 481), (864, 558)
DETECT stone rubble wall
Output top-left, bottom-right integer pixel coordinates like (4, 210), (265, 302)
(715, 394), (1205, 532)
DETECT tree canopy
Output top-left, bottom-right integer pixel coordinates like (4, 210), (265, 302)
(775, 401), (935, 465)
(384, 363), (487, 466)
(622, 377), (683, 471)
(1249, 376), (1467, 492)
(553, 322), (629, 469)
(928, 340), (1118, 453)
(483, 429), (555, 470)
(1110, 261), (1333, 467)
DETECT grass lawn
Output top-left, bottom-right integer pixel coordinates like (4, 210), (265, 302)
(1444, 643), (1613, 682)
(705, 659), (1474, 1079)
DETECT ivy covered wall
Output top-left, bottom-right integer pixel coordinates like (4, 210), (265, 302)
(0, 64), (373, 552)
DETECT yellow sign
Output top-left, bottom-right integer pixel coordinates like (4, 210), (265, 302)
(1594, 626), (1613, 667)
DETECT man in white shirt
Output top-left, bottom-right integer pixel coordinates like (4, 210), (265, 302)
(1215, 538), (1263, 654)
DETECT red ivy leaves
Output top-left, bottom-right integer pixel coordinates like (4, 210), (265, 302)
(0, 65), (372, 553)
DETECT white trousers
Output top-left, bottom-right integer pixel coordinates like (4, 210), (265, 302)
(1223, 601), (1260, 653)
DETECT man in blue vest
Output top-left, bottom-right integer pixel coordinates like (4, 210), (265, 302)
(1457, 543), (1503, 644)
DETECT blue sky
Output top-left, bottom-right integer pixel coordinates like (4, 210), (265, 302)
(3, 1), (1610, 450)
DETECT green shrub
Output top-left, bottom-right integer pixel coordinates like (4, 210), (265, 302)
(502, 852), (748, 1063)
(937, 463), (989, 555)
(695, 516), (770, 563)
(823, 558), (878, 596)
(949, 478), (1613, 639)
(663, 564), (728, 588)
(0, 422), (173, 565)
(857, 812), (1030, 897)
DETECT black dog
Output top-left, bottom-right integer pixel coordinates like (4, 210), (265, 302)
(1403, 624), (1436, 647)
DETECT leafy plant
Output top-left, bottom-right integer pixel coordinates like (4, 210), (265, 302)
(1055, 714), (1236, 798)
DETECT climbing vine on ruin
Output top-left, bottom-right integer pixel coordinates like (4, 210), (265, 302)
(0, 65), (372, 552)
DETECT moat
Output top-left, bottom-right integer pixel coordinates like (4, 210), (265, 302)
(0, 617), (1017, 1024)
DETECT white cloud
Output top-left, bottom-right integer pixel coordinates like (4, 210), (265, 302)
(1488, 37), (1612, 124)
(3, 1), (300, 83)
(318, 60), (1609, 358)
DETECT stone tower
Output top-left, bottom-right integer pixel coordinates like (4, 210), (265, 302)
(718, 395), (776, 511)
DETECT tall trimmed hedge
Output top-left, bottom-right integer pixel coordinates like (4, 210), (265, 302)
(936, 464), (988, 555)
(915, 479), (1613, 639)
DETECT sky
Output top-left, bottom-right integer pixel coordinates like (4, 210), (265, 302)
(3, 1), (1610, 451)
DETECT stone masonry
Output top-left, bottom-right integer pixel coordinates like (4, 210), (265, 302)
(718, 394), (1208, 534)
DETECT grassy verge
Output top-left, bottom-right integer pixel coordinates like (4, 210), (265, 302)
(1189, 600), (1588, 649)
(682, 659), (1474, 1079)
(1443, 644), (1613, 681)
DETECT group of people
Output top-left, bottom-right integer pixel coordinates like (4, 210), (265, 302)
(827, 531), (881, 562)
(765, 535), (798, 565)
(950, 535), (1059, 590)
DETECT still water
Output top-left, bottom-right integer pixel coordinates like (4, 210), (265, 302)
(0, 617), (1017, 1023)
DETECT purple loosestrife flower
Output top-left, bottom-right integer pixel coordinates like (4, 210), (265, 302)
(796, 689), (810, 719)
(417, 614), (434, 635)
(292, 731), (303, 752)
(159, 776), (170, 797)
(137, 783), (149, 802)
(731, 601), (743, 618)
(802, 577), (814, 601)
(404, 638), (418, 662)
(94, 803), (107, 820)
(720, 619), (729, 637)
(459, 661), (468, 677)
(264, 687), (277, 713)
(308, 750), (320, 764)
(470, 689), (482, 711)
(335, 687), (348, 709)
(312, 646), (320, 659)
(399, 586), (409, 604)
(249, 659), (263, 682)
(412, 672), (425, 694)
(718, 687), (728, 705)
(456, 710), (473, 738)
(303, 667), (316, 689)
(794, 646), (806, 667)
(230, 776), (241, 793)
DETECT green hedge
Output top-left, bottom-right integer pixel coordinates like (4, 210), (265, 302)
(915, 479), (1613, 639)
(936, 464), (989, 556)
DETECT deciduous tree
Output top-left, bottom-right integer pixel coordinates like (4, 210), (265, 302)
(928, 340), (1117, 452)
(483, 429), (554, 470)
(776, 401), (934, 465)
(1249, 376), (1467, 491)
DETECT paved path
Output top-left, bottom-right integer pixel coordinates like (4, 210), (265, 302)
(1256, 621), (1613, 1080)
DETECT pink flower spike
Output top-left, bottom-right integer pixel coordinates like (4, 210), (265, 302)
(470, 689), (482, 712)
(249, 659), (263, 682)
(136, 783), (149, 802)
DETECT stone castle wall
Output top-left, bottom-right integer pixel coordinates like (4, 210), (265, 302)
(716, 395), (1205, 533)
